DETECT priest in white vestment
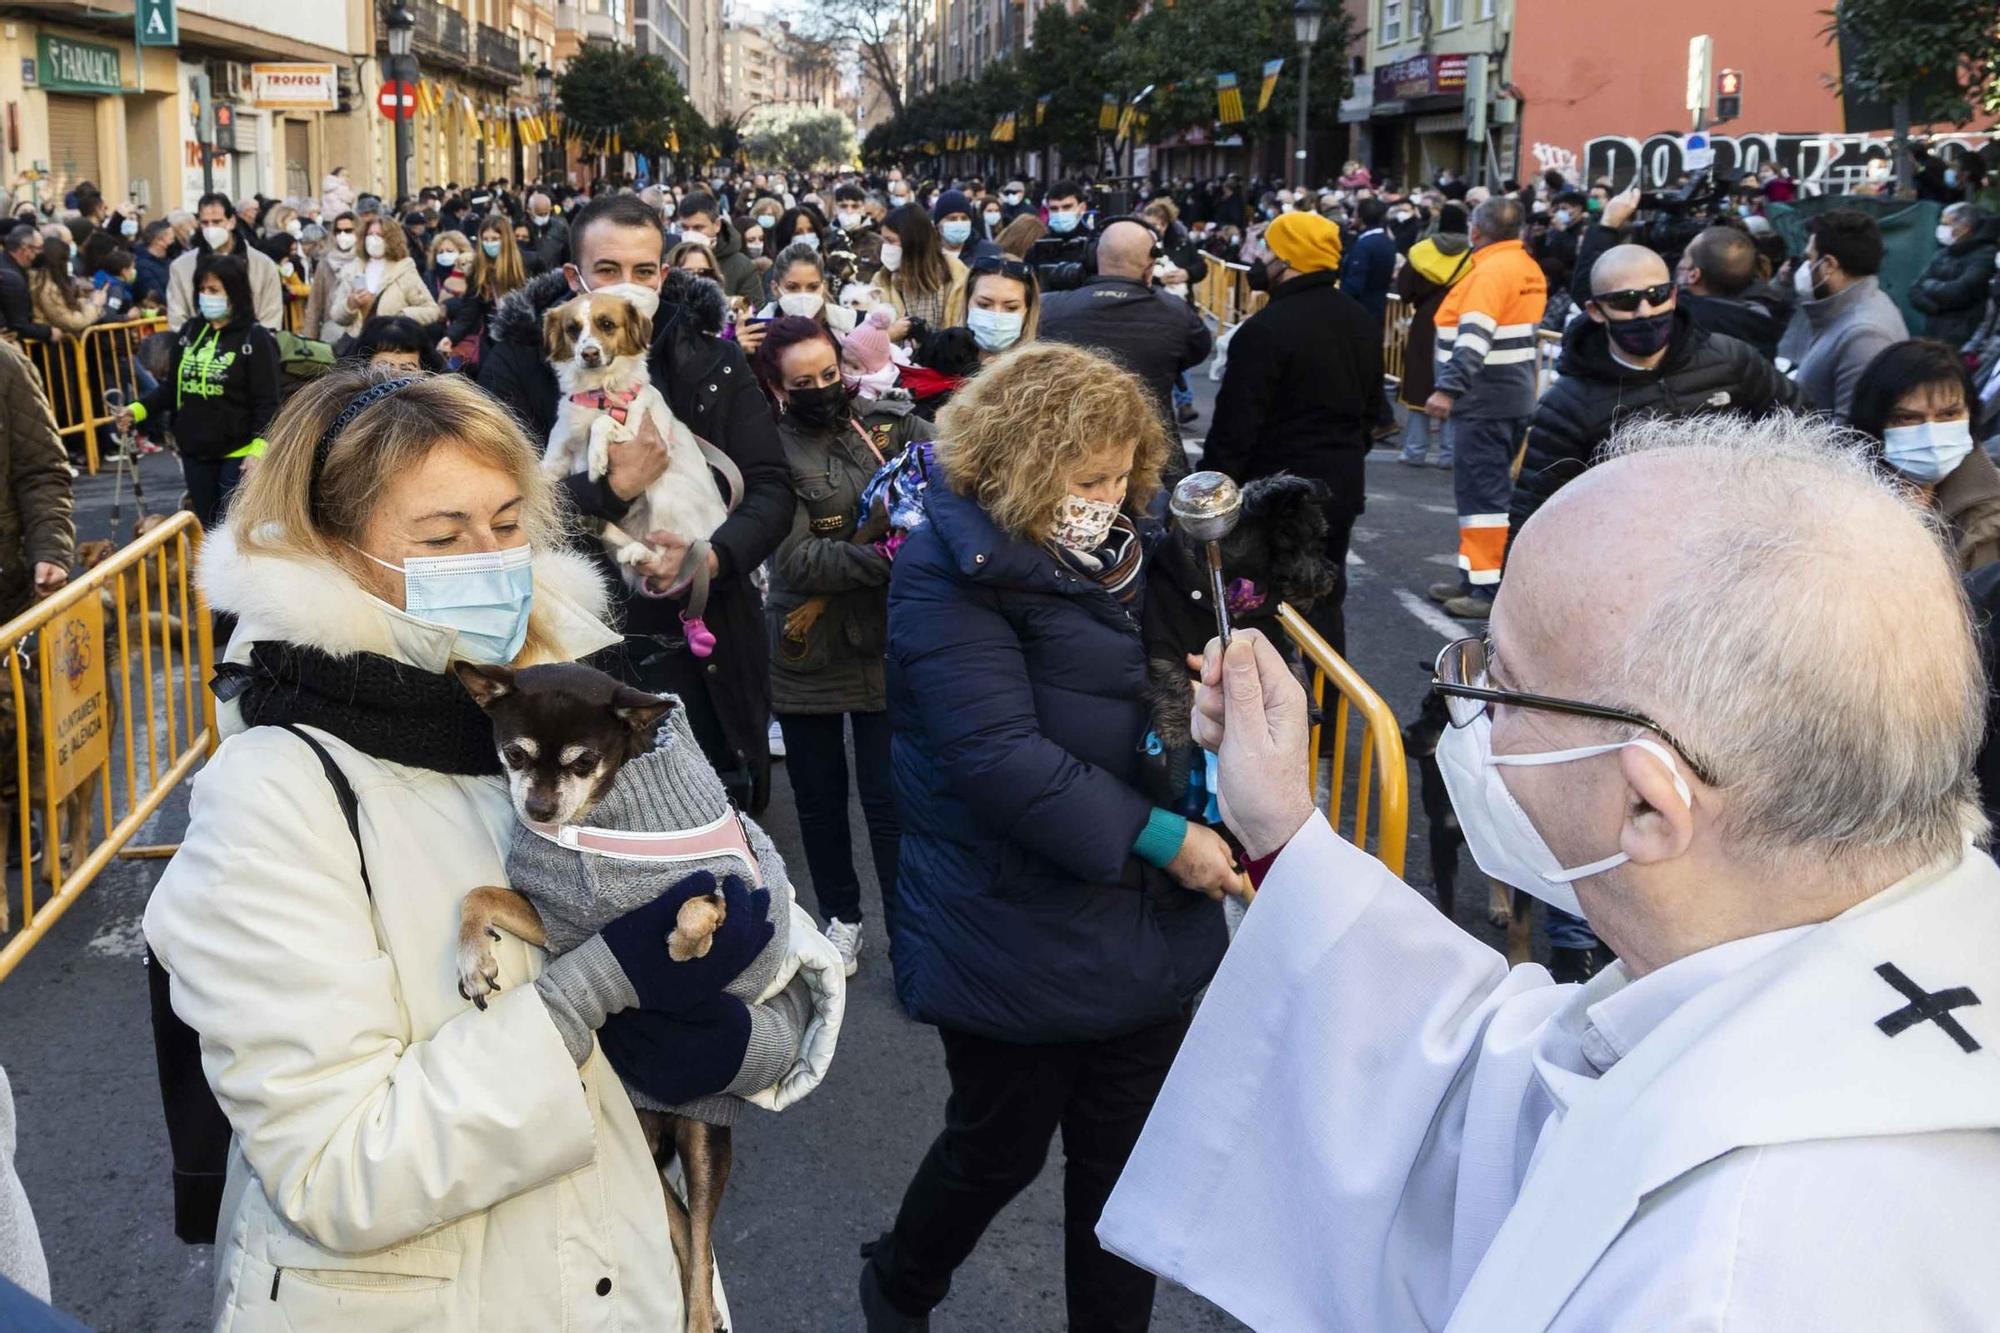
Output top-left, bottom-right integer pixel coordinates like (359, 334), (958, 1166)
(1099, 415), (2000, 1332)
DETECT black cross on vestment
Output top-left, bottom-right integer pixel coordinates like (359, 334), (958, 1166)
(1874, 963), (1982, 1054)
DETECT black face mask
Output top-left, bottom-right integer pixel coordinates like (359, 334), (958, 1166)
(785, 383), (851, 430)
(1245, 259), (1275, 292)
(1603, 310), (1676, 358)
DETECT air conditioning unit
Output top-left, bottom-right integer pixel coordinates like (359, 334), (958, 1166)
(214, 61), (252, 100)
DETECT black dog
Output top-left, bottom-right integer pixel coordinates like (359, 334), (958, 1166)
(1140, 473), (1337, 814)
(1401, 682), (1463, 921)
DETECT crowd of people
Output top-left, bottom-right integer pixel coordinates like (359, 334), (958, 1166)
(0, 134), (1993, 1332)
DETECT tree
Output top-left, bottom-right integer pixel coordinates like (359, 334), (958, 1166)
(801, 0), (909, 122)
(744, 105), (858, 170)
(555, 43), (707, 164)
(1822, 0), (2000, 191)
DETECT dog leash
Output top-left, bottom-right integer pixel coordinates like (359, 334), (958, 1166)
(524, 809), (763, 886)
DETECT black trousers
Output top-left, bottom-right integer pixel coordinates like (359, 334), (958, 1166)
(869, 1014), (1190, 1331)
(181, 457), (244, 532)
(773, 709), (900, 927)
(1304, 504), (1357, 659)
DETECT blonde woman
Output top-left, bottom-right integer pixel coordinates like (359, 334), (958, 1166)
(426, 228), (474, 302)
(862, 342), (1234, 1330)
(446, 215), (526, 371)
(327, 214), (440, 343)
(144, 366), (833, 1332)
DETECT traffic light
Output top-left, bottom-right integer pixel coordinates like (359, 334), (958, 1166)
(1715, 69), (1742, 123)
(213, 102), (235, 154)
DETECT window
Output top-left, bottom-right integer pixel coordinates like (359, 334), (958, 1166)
(1440, 0), (1462, 27)
(1379, 0), (1401, 44)
(1477, 0), (1494, 17)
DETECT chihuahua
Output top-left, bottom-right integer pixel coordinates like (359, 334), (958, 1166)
(543, 288), (731, 655)
(453, 659), (799, 1333)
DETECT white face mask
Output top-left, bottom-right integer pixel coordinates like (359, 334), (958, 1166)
(837, 209), (864, 230)
(200, 224), (232, 251)
(879, 242), (903, 272)
(364, 234), (387, 258)
(279, 261), (295, 278)
(792, 232), (821, 253)
(436, 250), (459, 268)
(1436, 709), (1690, 919)
(1882, 418), (1974, 484)
(335, 231), (356, 252)
(1793, 256), (1821, 301)
(678, 228), (712, 248)
(568, 267), (662, 319)
(1051, 494), (1121, 552)
(1936, 223), (1959, 247)
(286, 219), (304, 238)
(967, 307), (1024, 352)
(778, 290), (825, 319)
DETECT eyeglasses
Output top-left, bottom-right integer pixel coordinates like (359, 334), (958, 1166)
(970, 254), (1034, 282)
(1431, 637), (1719, 786)
(1590, 282), (1676, 313)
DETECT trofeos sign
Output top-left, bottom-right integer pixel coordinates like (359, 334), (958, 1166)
(38, 36), (121, 95)
(1373, 54), (1468, 104)
(251, 63), (337, 111)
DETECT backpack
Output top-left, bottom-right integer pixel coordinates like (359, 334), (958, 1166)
(265, 330), (337, 401)
(145, 724), (371, 1245)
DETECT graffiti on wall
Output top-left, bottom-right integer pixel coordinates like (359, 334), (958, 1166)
(1530, 141), (1581, 181)
(1582, 131), (1994, 194)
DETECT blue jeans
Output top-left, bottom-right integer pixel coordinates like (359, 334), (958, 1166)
(1545, 905), (1600, 952)
(774, 709), (901, 928)
(1399, 408), (1452, 465)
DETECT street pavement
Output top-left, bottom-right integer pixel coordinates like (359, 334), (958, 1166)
(0, 365), (1530, 1331)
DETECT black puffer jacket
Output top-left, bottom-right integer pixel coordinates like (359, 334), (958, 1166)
(1509, 309), (1800, 540)
(1039, 276), (1212, 447)
(479, 267), (794, 810)
(1911, 217), (2000, 350)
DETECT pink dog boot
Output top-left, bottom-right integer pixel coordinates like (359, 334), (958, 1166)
(681, 613), (717, 658)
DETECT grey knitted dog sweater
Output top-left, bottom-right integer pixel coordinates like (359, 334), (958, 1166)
(508, 703), (797, 1125)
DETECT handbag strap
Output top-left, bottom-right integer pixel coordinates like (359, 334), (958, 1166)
(273, 723), (372, 900)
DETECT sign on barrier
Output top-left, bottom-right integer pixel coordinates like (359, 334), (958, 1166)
(45, 602), (108, 800)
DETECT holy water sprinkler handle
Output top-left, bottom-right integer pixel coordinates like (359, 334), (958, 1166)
(1169, 471), (1244, 652)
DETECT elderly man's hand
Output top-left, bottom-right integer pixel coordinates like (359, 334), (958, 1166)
(1192, 630), (1315, 860)
(1423, 391), (1455, 420)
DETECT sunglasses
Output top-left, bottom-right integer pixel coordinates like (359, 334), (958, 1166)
(1591, 282), (1676, 313)
(970, 254), (1034, 282)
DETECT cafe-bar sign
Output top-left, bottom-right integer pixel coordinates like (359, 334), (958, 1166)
(38, 35), (121, 94)
(1374, 53), (1469, 102)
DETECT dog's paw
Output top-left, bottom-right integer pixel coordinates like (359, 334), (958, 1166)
(615, 541), (653, 568)
(1485, 880), (1513, 929)
(456, 924), (503, 1010)
(667, 891), (726, 962)
(586, 436), (611, 481)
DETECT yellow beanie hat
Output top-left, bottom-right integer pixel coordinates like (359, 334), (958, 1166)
(1265, 211), (1344, 274)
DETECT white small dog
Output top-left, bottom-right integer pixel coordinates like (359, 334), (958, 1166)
(544, 286), (730, 655)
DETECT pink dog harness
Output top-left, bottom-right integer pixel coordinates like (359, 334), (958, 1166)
(525, 809), (764, 886)
(569, 384), (643, 425)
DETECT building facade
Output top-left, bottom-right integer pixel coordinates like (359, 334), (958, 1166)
(721, 20), (837, 120)
(634, 0), (725, 120)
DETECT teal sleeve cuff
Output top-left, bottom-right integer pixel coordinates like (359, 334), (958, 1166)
(1132, 808), (1190, 869)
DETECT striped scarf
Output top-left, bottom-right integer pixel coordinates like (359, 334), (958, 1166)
(1050, 514), (1144, 604)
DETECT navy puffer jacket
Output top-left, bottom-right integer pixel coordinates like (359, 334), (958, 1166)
(885, 461), (1227, 1042)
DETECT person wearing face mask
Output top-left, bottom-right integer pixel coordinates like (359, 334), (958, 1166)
(1909, 203), (1998, 352)
(326, 215), (442, 345)
(1790, 209), (1909, 419)
(928, 190), (999, 267)
(1103, 415), (2000, 1333)
(1025, 180), (1094, 272)
(1673, 225), (1786, 363)
(443, 216), (526, 375)
(167, 192), (284, 331)
(747, 245), (858, 354)
(522, 190), (569, 274)
(677, 193), (765, 306)
(426, 229), (473, 302)
(861, 342), (1233, 1333)
(116, 253), (279, 528)
(750, 317), (928, 979)
(132, 220), (176, 310)
(874, 205), (962, 331)
(833, 182), (882, 271)
(257, 233), (313, 334)
(304, 211), (362, 342)
(1849, 338), (2000, 569)
(998, 179), (1031, 224)
(144, 366), (834, 1333)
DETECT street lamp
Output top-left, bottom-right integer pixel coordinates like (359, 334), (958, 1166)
(536, 62), (555, 186)
(386, 0), (416, 209)
(1292, 0), (1324, 192)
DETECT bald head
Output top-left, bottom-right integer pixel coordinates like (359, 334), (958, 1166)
(1096, 220), (1156, 282)
(1499, 413), (1984, 876)
(1587, 243), (1670, 300)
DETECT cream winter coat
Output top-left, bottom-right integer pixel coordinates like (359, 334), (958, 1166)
(327, 255), (443, 341)
(144, 527), (720, 1333)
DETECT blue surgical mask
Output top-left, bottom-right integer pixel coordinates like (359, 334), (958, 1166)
(1944, 169), (1960, 188)
(1048, 210), (1081, 235)
(197, 294), (231, 322)
(1882, 418), (1974, 485)
(482, 239), (502, 258)
(358, 544), (536, 665)
(966, 307), (1025, 352)
(940, 219), (973, 246)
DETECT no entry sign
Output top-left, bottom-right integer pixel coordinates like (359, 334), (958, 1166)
(376, 80), (415, 121)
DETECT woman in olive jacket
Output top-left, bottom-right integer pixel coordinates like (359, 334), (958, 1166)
(752, 315), (927, 978)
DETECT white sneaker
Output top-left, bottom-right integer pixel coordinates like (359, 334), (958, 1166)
(768, 719), (786, 759)
(825, 918), (863, 977)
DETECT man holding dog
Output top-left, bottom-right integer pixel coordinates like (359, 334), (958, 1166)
(479, 192), (793, 812)
(1099, 414), (2000, 1330)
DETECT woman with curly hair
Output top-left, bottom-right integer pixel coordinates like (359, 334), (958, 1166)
(860, 342), (1235, 1332)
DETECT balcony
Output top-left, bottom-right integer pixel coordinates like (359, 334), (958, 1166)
(476, 22), (521, 84)
(377, 0), (470, 70)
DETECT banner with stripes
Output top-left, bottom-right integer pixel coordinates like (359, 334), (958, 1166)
(1115, 100), (1138, 145)
(1216, 72), (1243, 124)
(1035, 93), (1051, 125)
(1099, 94), (1119, 132)
(1257, 58), (1284, 113)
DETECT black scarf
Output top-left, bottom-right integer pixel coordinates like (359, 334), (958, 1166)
(212, 641), (502, 776)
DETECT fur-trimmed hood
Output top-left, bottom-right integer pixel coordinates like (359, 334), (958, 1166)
(487, 267), (728, 350)
(199, 522), (621, 681)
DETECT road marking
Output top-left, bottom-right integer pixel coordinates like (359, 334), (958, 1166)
(1346, 550), (1365, 566)
(1425, 553), (1458, 567)
(1393, 588), (1467, 641)
(87, 915), (147, 959)
(1420, 503), (1457, 515)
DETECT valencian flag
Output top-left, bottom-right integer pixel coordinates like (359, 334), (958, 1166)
(1216, 72), (1244, 124)
(1258, 58), (1284, 113)
(1115, 99), (1138, 146)
(1036, 93), (1052, 125)
(1099, 94), (1119, 132)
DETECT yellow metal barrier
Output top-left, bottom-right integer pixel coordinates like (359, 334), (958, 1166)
(1382, 293), (1413, 388)
(0, 511), (216, 981)
(1277, 603), (1409, 876)
(19, 316), (169, 475)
